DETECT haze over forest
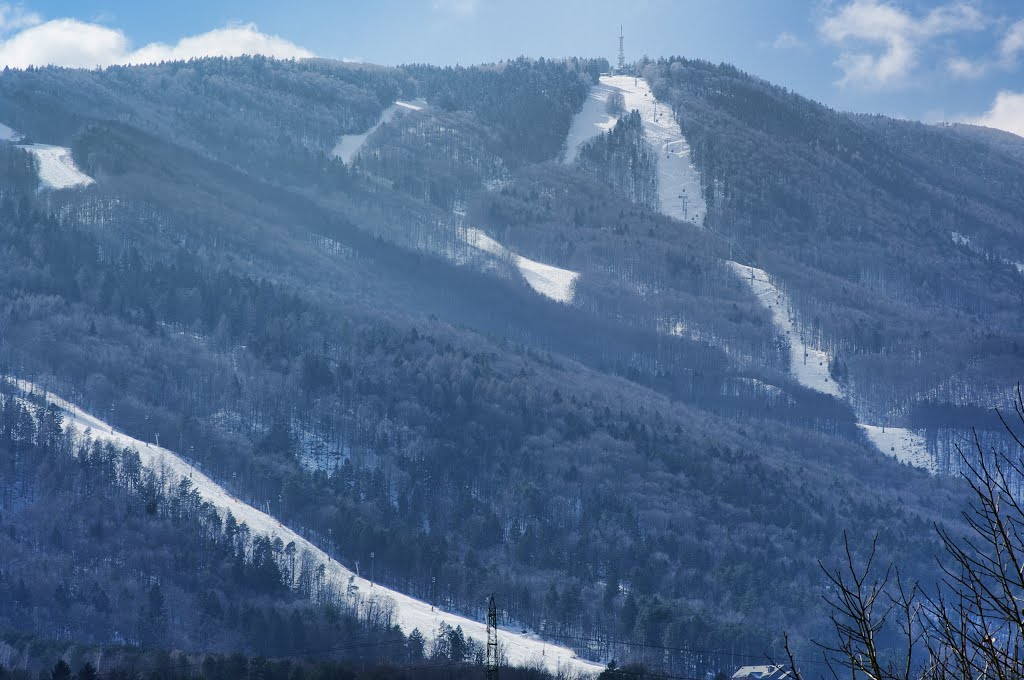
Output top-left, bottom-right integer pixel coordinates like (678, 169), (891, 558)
(1, 2), (1024, 680)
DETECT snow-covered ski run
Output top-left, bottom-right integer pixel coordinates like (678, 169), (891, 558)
(561, 79), (933, 473)
(18, 144), (96, 190)
(857, 424), (936, 473)
(563, 76), (706, 226)
(0, 122), (20, 142)
(332, 99), (426, 165)
(727, 263), (840, 399)
(5, 377), (603, 677)
(0, 122), (96, 190)
(726, 265), (933, 473)
(561, 81), (619, 166)
(463, 227), (579, 303)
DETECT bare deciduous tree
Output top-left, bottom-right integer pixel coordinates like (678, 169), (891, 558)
(785, 386), (1024, 680)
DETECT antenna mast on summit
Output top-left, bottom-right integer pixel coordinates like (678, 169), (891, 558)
(617, 25), (625, 73)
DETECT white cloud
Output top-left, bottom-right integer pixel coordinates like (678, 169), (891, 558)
(126, 23), (313, 64)
(938, 16), (1024, 79)
(820, 0), (985, 89)
(0, 19), (128, 68)
(947, 55), (988, 79)
(0, 17), (312, 70)
(0, 3), (40, 32)
(1000, 19), (1024, 66)
(964, 90), (1024, 137)
(771, 32), (806, 49)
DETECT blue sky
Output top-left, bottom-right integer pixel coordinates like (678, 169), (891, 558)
(3, 1), (1023, 135)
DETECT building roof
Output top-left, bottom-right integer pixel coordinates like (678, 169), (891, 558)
(731, 665), (791, 680)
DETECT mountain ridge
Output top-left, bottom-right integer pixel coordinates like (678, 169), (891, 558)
(0, 53), (1014, 675)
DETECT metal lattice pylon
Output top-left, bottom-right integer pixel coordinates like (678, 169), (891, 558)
(486, 595), (499, 680)
(617, 26), (625, 72)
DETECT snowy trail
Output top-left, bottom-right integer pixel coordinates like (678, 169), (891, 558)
(727, 262), (841, 398)
(18, 144), (96, 190)
(0, 122), (22, 142)
(562, 82), (619, 165)
(562, 77), (705, 225)
(1, 122), (94, 190)
(464, 228), (579, 304)
(595, 82), (932, 470)
(563, 82), (933, 470)
(2, 123), (94, 190)
(727, 263), (933, 471)
(725, 265), (934, 470)
(857, 425), (936, 473)
(6, 378), (601, 676)
(2, 121), (94, 190)
(601, 76), (705, 226)
(332, 99), (426, 165)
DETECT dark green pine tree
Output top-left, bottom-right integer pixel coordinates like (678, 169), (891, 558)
(407, 627), (426, 661)
(50, 660), (72, 680)
(139, 583), (167, 645)
(75, 662), (98, 680)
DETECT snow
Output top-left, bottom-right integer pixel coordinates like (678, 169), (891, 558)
(331, 99), (426, 165)
(725, 265), (936, 468)
(951, 231), (1024, 275)
(562, 77), (706, 225)
(563, 83), (939, 470)
(464, 227), (507, 258)
(562, 82), (619, 165)
(517, 258), (580, 304)
(727, 262), (841, 398)
(463, 228), (579, 304)
(606, 76), (706, 225)
(857, 424), (936, 473)
(0, 122), (22, 142)
(6, 377), (600, 676)
(18, 144), (95, 190)
(1, 122), (94, 189)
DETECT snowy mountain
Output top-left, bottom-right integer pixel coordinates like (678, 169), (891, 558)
(6, 378), (600, 675)
(0, 54), (1013, 676)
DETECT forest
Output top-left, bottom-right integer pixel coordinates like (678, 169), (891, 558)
(642, 57), (1024, 428)
(0, 53), (1018, 677)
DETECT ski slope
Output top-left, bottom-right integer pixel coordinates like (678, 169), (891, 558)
(6, 377), (601, 676)
(332, 99), (426, 165)
(561, 82), (935, 470)
(1, 122), (95, 190)
(727, 263), (935, 470)
(727, 262), (841, 398)
(464, 228), (579, 304)
(563, 77), (705, 225)
(0, 122), (21, 142)
(602, 76), (706, 226)
(569, 84), (832, 385)
(857, 424), (936, 472)
(19, 144), (95, 190)
(725, 266), (943, 470)
(562, 81), (619, 165)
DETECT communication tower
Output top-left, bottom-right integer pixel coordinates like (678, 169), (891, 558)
(617, 26), (625, 73)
